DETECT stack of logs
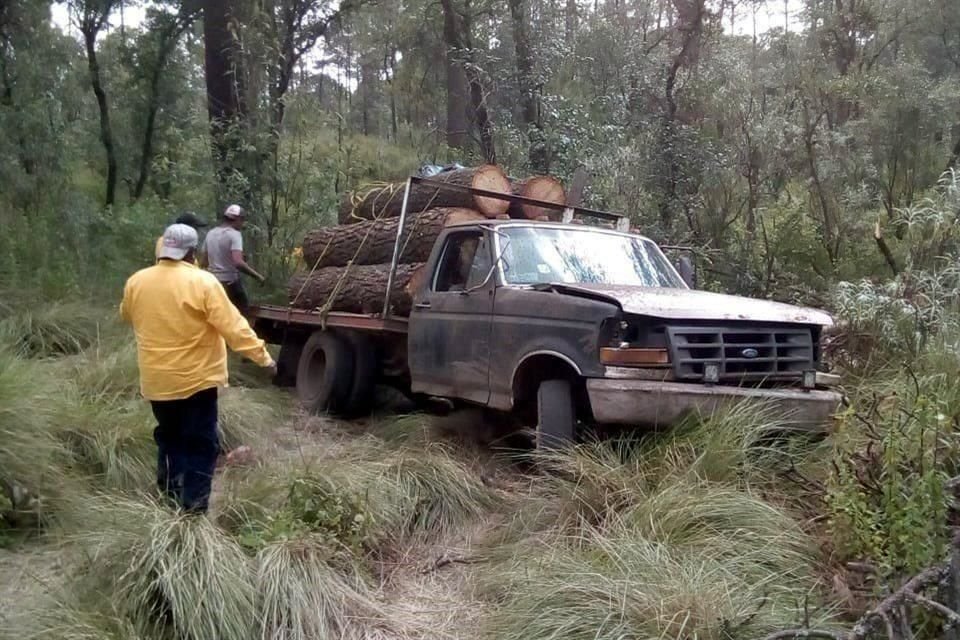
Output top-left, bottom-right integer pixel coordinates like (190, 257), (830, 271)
(287, 165), (566, 316)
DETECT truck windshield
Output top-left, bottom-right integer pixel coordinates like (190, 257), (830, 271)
(498, 226), (686, 288)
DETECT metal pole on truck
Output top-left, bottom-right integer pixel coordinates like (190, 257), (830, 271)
(381, 177), (413, 318)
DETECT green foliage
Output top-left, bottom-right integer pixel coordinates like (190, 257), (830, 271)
(826, 381), (954, 577)
(237, 475), (370, 553)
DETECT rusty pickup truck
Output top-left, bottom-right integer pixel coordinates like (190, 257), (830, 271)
(251, 177), (842, 446)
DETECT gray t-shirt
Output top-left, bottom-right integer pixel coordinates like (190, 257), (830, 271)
(203, 225), (243, 283)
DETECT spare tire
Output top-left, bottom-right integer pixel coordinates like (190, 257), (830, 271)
(296, 331), (354, 414)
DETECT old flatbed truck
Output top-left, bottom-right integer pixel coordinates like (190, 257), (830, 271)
(251, 176), (842, 446)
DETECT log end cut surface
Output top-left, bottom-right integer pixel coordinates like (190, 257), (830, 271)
(513, 176), (566, 220)
(469, 165), (512, 218)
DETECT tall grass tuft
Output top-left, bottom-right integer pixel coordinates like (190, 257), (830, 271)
(367, 443), (499, 540)
(218, 386), (285, 451)
(481, 511), (828, 640)
(0, 301), (106, 358)
(480, 403), (832, 639)
(0, 347), (69, 522)
(256, 538), (388, 640)
(71, 494), (256, 640)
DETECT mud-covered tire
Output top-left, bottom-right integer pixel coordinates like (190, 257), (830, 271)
(296, 331), (354, 414)
(536, 379), (575, 449)
(273, 340), (303, 388)
(342, 332), (377, 418)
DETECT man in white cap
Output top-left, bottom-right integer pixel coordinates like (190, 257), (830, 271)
(200, 204), (265, 314)
(120, 223), (276, 513)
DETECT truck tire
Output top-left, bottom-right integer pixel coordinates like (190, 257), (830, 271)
(536, 379), (575, 449)
(296, 331), (354, 415)
(342, 332), (377, 417)
(273, 340), (303, 388)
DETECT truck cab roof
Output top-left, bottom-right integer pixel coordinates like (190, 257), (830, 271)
(444, 218), (656, 245)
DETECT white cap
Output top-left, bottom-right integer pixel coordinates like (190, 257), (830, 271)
(224, 204), (244, 219)
(158, 223), (199, 261)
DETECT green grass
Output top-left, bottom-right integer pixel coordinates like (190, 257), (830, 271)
(0, 301), (107, 358)
(1, 299), (948, 640)
(256, 538), (387, 640)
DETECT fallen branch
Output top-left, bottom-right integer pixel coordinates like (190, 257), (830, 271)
(760, 630), (845, 640)
(907, 592), (960, 626)
(420, 553), (479, 574)
(849, 565), (947, 639)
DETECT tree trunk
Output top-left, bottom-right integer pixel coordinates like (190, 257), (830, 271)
(509, 176), (566, 219)
(440, 0), (469, 150)
(508, 0), (547, 171)
(82, 26), (117, 207)
(338, 165), (511, 222)
(134, 12), (196, 200)
(288, 263), (425, 316)
(565, 0), (578, 39)
(203, 0), (246, 205)
(461, 7), (496, 163)
(303, 207), (484, 268)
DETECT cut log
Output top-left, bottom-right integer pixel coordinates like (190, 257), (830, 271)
(338, 165), (511, 223)
(288, 263), (425, 316)
(302, 207), (484, 269)
(509, 175), (566, 220)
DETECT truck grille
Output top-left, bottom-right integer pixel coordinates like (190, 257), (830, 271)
(666, 326), (814, 383)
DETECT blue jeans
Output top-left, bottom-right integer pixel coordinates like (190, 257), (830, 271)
(150, 388), (220, 513)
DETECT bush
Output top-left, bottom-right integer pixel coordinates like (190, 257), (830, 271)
(826, 373), (954, 577)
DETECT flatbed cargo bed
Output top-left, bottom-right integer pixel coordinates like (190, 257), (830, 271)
(250, 304), (409, 343)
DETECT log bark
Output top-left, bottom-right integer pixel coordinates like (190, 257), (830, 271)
(509, 175), (566, 219)
(303, 207), (484, 268)
(288, 263), (425, 316)
(338, 165), (510, 223)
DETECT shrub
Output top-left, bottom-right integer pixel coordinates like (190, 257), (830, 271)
(826, 376), (953, 577)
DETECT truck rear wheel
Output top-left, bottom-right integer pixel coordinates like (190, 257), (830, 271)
(296, 331), (354, 415)
(342, 332), (377, 417)
(536, 379), (575, 449)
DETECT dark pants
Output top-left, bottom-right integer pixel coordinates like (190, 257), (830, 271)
(149, 388), (220, 513)
(222, 279), (249, 315)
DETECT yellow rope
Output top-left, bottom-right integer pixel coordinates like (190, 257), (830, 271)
(296, 175), (454, 319)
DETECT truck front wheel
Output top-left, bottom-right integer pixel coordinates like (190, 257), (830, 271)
(296, 331), (354, 415)
(536, 379), (575, 449)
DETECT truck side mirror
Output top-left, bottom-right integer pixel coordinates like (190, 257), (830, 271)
(677, 255), (697, 289)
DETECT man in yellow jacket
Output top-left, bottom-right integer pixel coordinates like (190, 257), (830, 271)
(122, 223), (276, 513)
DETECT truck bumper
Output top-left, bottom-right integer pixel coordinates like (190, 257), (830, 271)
(586, 378), (842, 429)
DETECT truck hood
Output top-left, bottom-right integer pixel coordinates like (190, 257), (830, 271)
(547, 284), (834, 326)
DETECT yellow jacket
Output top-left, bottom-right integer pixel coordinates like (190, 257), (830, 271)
(120, 260), (274, 401)
(155, 236), (199, 267)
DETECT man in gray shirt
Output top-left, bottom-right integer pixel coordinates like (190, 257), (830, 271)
(201, 204), (265, 314)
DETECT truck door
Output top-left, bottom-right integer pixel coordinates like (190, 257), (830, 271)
(408, 229), (495, 404)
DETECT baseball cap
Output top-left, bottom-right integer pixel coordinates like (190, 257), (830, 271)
(224, 204), (245, 219)
(175, 211), (208, 229)
(158, 223), (199, 261)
